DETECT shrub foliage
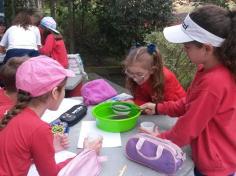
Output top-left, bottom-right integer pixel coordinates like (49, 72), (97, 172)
(93, 0), (172, 56)
(145, 31), (196, 89)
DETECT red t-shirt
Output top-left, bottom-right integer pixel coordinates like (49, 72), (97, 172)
(39, 34), (68, 68)
(158, 65), (236, 175)
(0, 108), (71, 176)
(0, 89), (14, 116)
(133, 66), (186, 105)
(0, 88), (13, 107)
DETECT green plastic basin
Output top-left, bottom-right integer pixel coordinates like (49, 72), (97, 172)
(92, 102), (141, 132)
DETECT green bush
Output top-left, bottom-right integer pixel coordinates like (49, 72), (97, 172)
(94, 0), (173, 56)
(192, 0), (231, 8)
(145, 31), (196, 89)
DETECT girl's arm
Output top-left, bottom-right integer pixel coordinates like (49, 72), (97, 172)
(140, 97), (186, 117)
(133, 98), (147, 106)
(34, 27), (41, 49)
(31, 126), (71, 176)
(158, 90), (220, 147)
(0, 28), (9, 49)
(39, 34), (55, 56)
(157, 97), (186, 117)
(53, 133), (70, 152)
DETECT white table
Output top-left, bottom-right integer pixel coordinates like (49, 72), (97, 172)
(63, 73), (194, 175)
(67, 104), (194, 176)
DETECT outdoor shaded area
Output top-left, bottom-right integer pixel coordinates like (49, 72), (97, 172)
(1, 2), (236, 176)
(2, 0), (236, 88)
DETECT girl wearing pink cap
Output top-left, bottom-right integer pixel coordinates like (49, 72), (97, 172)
(140, 5), (236, 176)
(39, 16), (69, 68)
(0, 56), (102, 175)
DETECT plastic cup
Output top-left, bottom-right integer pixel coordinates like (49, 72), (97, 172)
(87, 133), (103, 143)
(140, 121), (158, 133)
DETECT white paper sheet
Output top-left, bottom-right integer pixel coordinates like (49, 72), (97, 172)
(41, 98), (83, 123)
(77, 121), (122, 148)
(27, 150), (76, 176)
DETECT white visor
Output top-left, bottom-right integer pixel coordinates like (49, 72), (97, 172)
(163, 14), (225, 47)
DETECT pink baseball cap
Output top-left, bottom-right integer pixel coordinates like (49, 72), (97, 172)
(16, 55), (75, 97)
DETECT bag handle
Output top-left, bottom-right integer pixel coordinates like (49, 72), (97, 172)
(135, 137), (164, 160)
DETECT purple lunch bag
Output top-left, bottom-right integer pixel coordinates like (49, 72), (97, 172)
(125, 133), (186, 175)
(81, 79), (117, 105)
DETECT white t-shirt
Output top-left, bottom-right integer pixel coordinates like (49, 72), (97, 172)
(0, 25), (41, 50)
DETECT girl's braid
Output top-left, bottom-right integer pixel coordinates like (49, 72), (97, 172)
(0, 90), (31, 130)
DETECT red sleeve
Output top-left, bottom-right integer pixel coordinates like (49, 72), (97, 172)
(157, 97), (186, 117)
(31, 125), (71, 176)
(39, 34), (55, 56)
(133, 98), (147, 106)
(158, 90), (220, 147)
(133, 81), (153, 105)
(163, 67), (186, 101)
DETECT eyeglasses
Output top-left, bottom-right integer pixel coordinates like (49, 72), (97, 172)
(125, 69), (149, 80)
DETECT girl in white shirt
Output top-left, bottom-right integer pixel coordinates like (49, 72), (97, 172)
(0, 9), (41, 64)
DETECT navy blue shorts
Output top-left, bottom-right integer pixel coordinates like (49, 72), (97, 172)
(3, 48), (39, 64)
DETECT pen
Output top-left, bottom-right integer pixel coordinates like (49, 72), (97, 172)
(118, 165), (127, 176)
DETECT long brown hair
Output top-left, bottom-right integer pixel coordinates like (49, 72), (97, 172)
(0, 79), (66, 130)
(41, 27), (63, 41)
(123, 46), (164, 103)
(12, 9), (34, 30)
(0, 56), (29, 93)
(190, 5), (236, 79)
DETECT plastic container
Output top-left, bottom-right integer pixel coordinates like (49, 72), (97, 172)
(111, 101), (132, 115)
(92, 102), (141, 132)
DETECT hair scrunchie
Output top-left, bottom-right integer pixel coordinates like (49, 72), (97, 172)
(147, 43), (157, 55)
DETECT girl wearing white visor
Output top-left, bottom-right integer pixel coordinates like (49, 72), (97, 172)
(140, 5), (236, 176)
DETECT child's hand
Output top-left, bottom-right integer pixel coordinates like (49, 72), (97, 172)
(53, 134), (70, 152)
(83, 136), (103, 155)
(60, 134), (70, 149)
(140, 103), (156, 115)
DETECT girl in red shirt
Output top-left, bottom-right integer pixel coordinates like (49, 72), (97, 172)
(0, 57), (27, 107)
(123, 44), (186, 106)
(39, 16), (68, 68)
(141, 5), (236, 176)
(0, 56), (102, 176)
(0, 57), (70, 152)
